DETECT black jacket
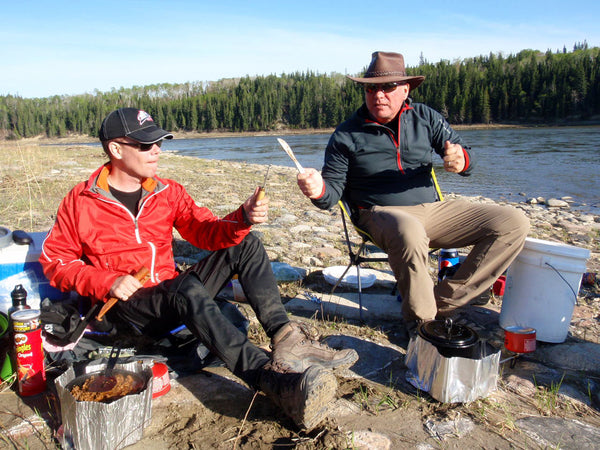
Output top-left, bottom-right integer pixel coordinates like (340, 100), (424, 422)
(312, 99), (473, 210)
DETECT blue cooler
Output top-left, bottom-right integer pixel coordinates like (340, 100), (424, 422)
(0, 231), (67, 313)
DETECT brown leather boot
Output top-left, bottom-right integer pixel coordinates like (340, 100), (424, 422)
(271, 321), (359, 372)
(259, 360), (337, 430)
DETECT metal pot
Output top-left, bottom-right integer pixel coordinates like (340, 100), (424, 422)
(417, 318), (482, 359)
(66, 368), (147, 403)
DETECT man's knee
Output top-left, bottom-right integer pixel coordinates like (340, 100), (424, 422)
(391, 217), (428, 251)
(225, 232), (264, 259)
(514, 208), (530, 236)
(370, 210), (427, 251)
(170, 272), (211, 312)
(500, 206), (530, 239)
(241, 231), (262, 250)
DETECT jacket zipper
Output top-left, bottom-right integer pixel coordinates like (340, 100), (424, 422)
(393, 103), (413, 174)
(96, 194), (160, 282)
(387, 128), (404, 174)
(136, 191), (160, 283)
(366, 104), (412, 175)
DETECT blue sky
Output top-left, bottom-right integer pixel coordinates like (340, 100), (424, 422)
(2, 0), (598, 98)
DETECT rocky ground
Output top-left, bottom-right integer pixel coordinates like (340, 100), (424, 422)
(0, 146), (599, 449)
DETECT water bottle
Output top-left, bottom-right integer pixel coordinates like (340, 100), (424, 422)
(2, 285), (31, 382)
(8, 284), (30, 317)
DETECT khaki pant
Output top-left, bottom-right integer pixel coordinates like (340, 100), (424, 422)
(357, 200), (530, 321)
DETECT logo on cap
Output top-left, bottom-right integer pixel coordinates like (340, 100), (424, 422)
(137, 110), (154, 126)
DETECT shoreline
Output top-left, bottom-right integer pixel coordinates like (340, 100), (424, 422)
(5, 121), (600, 145)
(0, 140), (597, 274)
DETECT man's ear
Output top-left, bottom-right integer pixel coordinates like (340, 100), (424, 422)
(108, 141), (123, 160)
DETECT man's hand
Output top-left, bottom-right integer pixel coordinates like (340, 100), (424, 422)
(242, 186), (269, 224)
(297, 168), (324, 199)
(442, 140), (466, 173)
(109, 275), (143, 301)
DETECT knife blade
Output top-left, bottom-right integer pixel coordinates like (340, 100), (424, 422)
(257, 164), (271, 200)
(277, 138), (305, 174)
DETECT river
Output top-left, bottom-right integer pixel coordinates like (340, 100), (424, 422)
(159, 126), (600, 215)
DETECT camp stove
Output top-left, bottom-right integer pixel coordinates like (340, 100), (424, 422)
(405, 319), (501, 403)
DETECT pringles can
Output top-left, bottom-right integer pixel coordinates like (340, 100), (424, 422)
(438, 248), (460, 282)
(11, 309), (46, 396)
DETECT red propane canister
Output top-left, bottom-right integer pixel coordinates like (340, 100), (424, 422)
(504, 326), (537, 353)
(152, 362), (171, 399)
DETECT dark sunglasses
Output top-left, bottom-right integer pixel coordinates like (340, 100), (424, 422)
(113, 140), (162, 151)
(364, 82), (404, 94)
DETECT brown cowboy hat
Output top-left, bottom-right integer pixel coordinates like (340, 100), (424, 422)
(347, 51), (425, 90)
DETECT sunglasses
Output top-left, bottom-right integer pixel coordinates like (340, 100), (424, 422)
(364, 82), (404, 94)
(113, 140), (162, 151)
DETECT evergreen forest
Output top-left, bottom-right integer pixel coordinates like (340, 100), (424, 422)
(1, 45), (599, 140)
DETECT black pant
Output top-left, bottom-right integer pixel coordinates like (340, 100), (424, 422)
(110, 233), (289, 387)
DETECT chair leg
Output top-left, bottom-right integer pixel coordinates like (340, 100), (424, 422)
(330, 262), (354, 296)
(356, 264), (364, 322)
(330, 262), (365, 322)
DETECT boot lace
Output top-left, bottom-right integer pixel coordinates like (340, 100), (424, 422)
(295, 322), (333, 350)
(264, 359), (296, 374)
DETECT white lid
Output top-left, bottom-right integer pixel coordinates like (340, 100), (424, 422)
(524, 237), (590, 260)
(10, 309), (39, 321)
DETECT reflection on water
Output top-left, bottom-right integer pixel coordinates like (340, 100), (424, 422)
(433, 127), (600, 214)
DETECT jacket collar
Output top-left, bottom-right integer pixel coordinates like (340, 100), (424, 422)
(95, 163), (158, 193)
(358, 97), (413, 127)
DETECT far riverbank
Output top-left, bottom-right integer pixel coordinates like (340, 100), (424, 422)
(7, 120), (600, 145)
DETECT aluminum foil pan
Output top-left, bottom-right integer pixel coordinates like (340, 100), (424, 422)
(405, 335), (500, 403)
(55, 360), (153, 450)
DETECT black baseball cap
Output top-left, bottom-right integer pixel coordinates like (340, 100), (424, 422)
(99, 108), (174, 144)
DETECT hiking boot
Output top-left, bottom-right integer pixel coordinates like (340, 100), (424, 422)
(271, 321), (359, 372)
(259, 360), (337, 430)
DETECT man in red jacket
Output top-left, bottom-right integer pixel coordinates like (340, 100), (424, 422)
(40, 107), (357, 430)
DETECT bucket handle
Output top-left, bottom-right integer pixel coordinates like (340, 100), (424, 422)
(544, 262), (579, 305)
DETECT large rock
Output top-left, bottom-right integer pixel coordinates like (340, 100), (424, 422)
(546, 198), (570, 208)
(516, 417), (600, 449)
(534, 342), (600, 373)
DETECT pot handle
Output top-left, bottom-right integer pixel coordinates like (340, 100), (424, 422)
(444, 318), (453, 335)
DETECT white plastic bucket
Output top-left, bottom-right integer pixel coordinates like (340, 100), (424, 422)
(499, 238), (590, 343)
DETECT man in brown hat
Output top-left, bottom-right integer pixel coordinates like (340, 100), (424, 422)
(41, 107), (358, 430)
(297, 52), (529, 333)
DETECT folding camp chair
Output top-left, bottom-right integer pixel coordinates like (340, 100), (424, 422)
(331, 169), (444, 321)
